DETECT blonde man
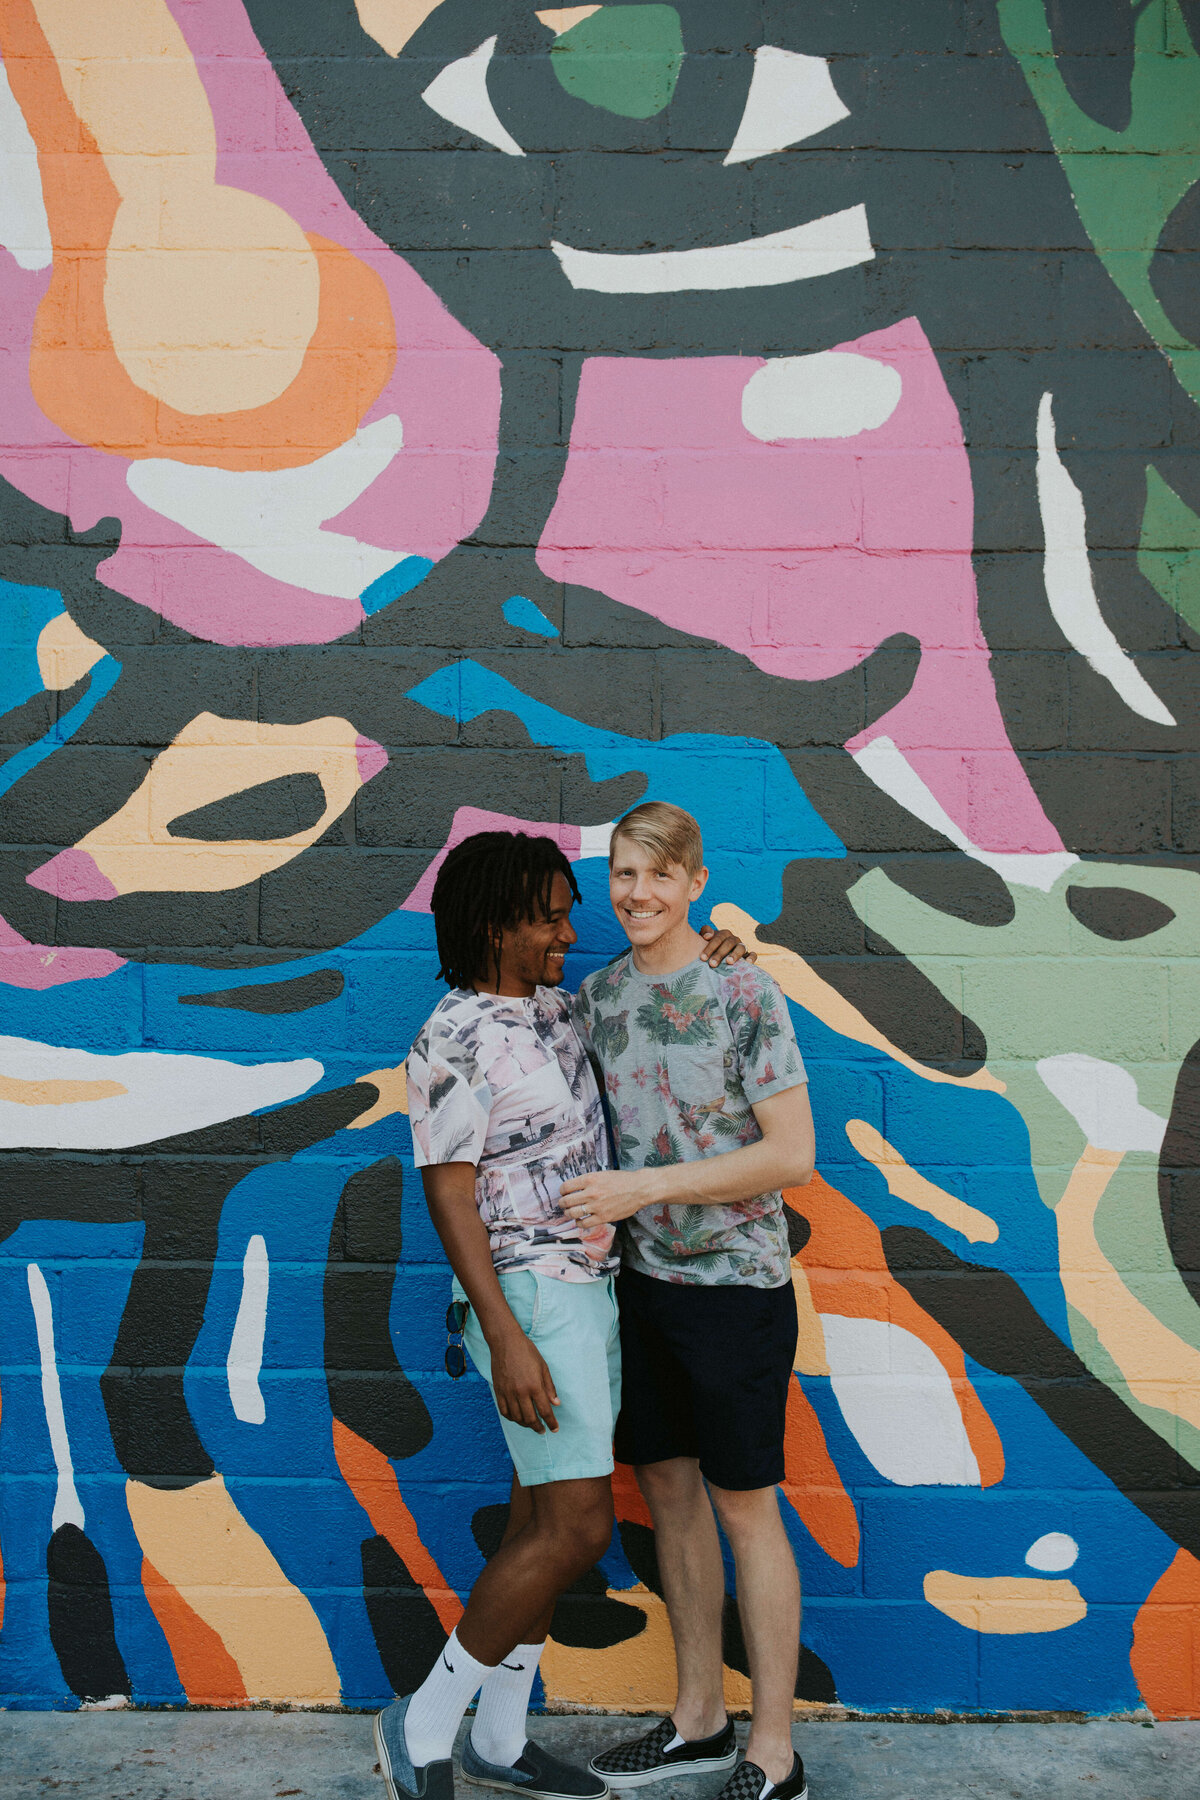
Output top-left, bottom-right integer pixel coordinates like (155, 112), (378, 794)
(563, 803), (815, 1800)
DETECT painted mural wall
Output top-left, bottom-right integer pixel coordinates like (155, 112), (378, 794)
(0, 0), (1199, 1719)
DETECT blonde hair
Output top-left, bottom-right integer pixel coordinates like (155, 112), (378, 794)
(609, 801), (705, 879)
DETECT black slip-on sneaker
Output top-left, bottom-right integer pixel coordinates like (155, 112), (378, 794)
(588, 1717), (738, 1788)
(462, 1735), (609, 1799)
(712, 1754), (808, 1800)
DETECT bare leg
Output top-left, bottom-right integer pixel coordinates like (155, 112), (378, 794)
(709, 1484), (800, 1785)
(636, 1458), (727, 1740)
(497, 1471), (555, 1646)
(455, 1473), (612, 1666)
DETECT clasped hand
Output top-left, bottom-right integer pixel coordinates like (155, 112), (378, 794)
(560, 1167), (661, 1226)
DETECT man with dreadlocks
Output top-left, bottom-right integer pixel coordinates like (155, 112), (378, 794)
(375, 830), (748, 1800)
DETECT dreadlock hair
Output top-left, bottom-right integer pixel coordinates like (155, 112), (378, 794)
(430, 831), (581, 991)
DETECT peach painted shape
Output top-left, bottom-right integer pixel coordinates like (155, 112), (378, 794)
(141, 1554), (247, 1706)
(845, 1118), (999, 1244)
(0, 1074), (126, 1106)
(1056, 1145), (1200, 1435)
(355, 0), (449, 55)
(714, 905), (1005, 1094)
(349, 1065), (409, 1132)
(36, 614), (105, 691)
(923, 1570), (1087, 1634)
(28, 714), (386, 900)
(125, 1474), (340, 1702)
(4, 1), (395, 468)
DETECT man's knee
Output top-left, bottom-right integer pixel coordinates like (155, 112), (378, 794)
(635, 1456), (703, 1509)
(707, 1481), (783, 1539)
(536, 1482), (613, 1572)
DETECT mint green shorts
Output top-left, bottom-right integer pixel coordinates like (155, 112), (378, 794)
(455, 1270), (621, 1488)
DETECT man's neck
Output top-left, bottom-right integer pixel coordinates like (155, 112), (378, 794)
(629, 923), (704, 978)
(473, 975), (536, 998)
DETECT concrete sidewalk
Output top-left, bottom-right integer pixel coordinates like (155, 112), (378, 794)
(1, 1710), (1196, 1800)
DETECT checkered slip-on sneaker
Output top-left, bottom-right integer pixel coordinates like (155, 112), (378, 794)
(374, 1695), (455, 1800)
(462, 1735), (609, 1799)
(588, 1717), (738, 1788)
(713, 1755), (808, 1800)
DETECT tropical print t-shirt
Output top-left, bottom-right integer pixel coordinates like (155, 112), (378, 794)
(407, 986), (618, 1282)
(574, 954), (808, 1288)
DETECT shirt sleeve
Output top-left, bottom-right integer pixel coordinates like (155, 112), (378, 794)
(731, 969), (808, 1101)
(406, 1028), (492, 1169)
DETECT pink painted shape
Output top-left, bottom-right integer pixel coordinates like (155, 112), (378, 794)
(356, 735), (389, 782)
(0, 913), (124, 989)
(402, 810), (584, 913)
(26, 848), (118, 903)
(539, 319), (1063, 857)
(0, 3), (501, 648)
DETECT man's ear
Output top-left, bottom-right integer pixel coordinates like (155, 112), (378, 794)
(690, 865), (710, 902)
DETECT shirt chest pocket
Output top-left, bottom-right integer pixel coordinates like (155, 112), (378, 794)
(665, 1045), (730, 1113)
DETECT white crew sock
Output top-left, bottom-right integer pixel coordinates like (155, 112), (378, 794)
(404, 1630), (495, 1766)
(469, 1640), (545, 1767)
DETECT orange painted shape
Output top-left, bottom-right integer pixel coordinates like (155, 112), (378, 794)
(1132, 1548), (1200, 1720)
(1, 2), (395, 469)
(141, 1554), (246, 1706)
(781, 1375), (860, 1568)
(332, 1419), (463, 1634)
(789, 1174), (1005, 1488)
(611, 1458), (654, 1531)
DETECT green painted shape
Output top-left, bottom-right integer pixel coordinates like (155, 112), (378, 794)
(847, 859), (1200, 1462)
(997, 0), (1200, 408)
(1138, 465), (1200, 634)
(550, 5), (683, 119)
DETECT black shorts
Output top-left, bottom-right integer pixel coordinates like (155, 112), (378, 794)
(613, 1265), (799, 1491)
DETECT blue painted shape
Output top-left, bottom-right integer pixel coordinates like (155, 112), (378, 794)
(0, 577), (65, 719)
(0, 1221), (185, 1708)
(406, 658), (843, 925)
(0, 655), (122, 801)
(502, 595), (558, 637)
(359, 556), (434, 615)
(791, 1357), (1175, 1713)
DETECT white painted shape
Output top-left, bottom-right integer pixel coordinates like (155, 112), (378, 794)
(577, 822), (614, 860)
(0, 1037), (323, 1150)
(127, 416), (407, 600)
(742, 352), (901, 441)
(819, 1313), (981, 1487)
(1025, 1531), (1079, 1573)
(227, 1234), (269, 1426)
(725, 45), (849, 165)
(1036, 393), (1175, 727)
(1036, 1052), (1167, 1154)
(0, 62), (52, 271)
(551, 204), (873, 293)
(421, 36), (525, 156)
(852, 736), (1077, 892)
(27, 1263), (85, 1532)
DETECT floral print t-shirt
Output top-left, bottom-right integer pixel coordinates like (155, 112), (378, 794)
(574, 954), (807, 1288)
(407, 986), (618, 1282)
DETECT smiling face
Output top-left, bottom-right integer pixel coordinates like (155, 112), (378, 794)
(608, 831), (707, 965)
(491, 869), (579, 995)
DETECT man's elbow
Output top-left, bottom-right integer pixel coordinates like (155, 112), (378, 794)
(779, 1145), (815, 1188)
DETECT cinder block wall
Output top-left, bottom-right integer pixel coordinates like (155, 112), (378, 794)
(0, 0), (1198, 1717)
